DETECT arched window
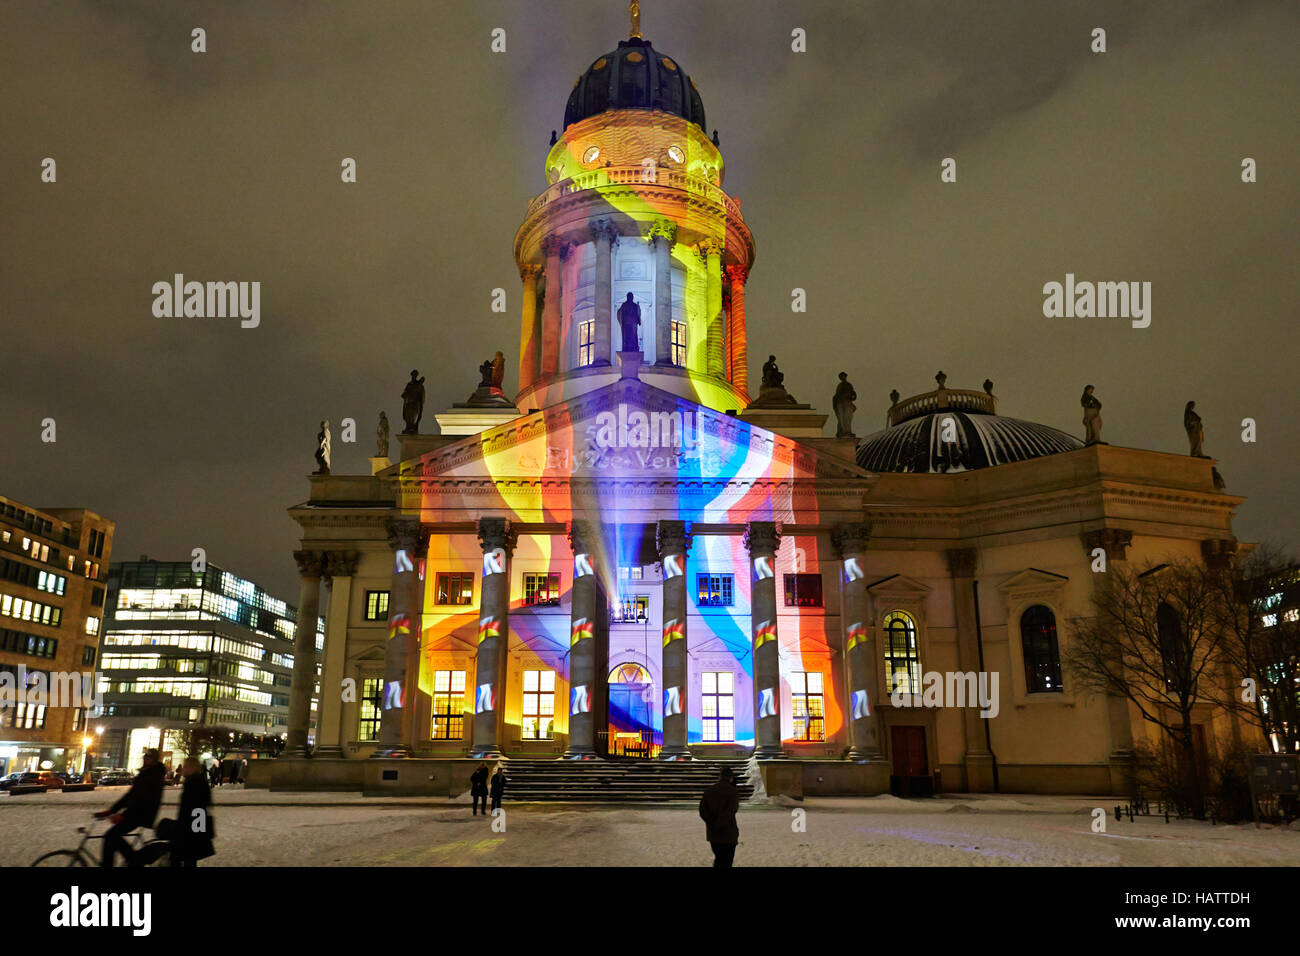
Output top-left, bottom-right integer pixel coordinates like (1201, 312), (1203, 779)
(609, 662), (652, 684)
(1156, 602), (1186, 689)
(1020, 605), (1063, 693)
(881, 610), (921, 695)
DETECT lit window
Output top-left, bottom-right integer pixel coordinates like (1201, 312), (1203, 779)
(431, 670), (466, 740)
(612, 595), (649, 623)
(783, 573), (823, 608)
(667, 144), (684, 164)
(85, 616), (100, 636)
(363, 591), (389, 621)
(882, 610), (921, 695)
(577, 320), (595, 367)
(790, 672), (825, 741)
(670, 321), (687, 366)
(358, 678), (383, 741)
(618, 566), (643, 581)
(522, 670), (555, 739)
(702, 671), (734, 742)
(1021, 605), (1063, 693)
(523, 573), (561, 606)
(583, 145), (600, 164)
(435, 573), (475, 606)
(1263, 613), (1278, 627)
(696, 573), (733, 607)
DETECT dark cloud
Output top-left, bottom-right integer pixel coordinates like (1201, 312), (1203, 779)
(1, 0), (1296, 598)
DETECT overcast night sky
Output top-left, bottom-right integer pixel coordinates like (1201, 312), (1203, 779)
(2, 0), (1297, 600)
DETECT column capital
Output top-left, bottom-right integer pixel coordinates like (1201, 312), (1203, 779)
(1201, 537), (1238, 570)
(477, 517), (517, 556)
(831, 523), (872, 558)
(647, 219), (677, 247)
(1083, 527), (1133, 563)
(589, 218), (620, 245)
(655, 519), (692, 558)
(724, 263), (749, 284)
(540, 235), (572, 259)
(945, 547), (978, 577)
(325, 550), (361, 579)
(567, 519), (599, 555)
(743, 521), (781, 556)
(695, 237), (724, 260)
(293, 550), (330, 578)
(519, 262), (543, 281)
(385, 517), (429, 554)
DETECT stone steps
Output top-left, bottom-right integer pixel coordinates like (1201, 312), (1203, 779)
(494, 757), (755, 802)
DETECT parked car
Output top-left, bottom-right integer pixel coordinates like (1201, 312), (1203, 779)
(0, 771), (40, 790)
(35, 771), (65, 789)
(97, 770), (134, 786)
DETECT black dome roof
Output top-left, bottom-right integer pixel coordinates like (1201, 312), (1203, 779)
(857, 411), (1084, 474)
(564, 38), (706, 131)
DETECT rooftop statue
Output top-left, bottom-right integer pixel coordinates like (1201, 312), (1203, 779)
(401, 370), (425, 434)
(1081, 385), (1103, 444)
(376, 411), (389, 458)
(491, 351), (505, 392)
(935, 370), (948, 390)
(1185, 401), (1206, 458)
(314, 420), (331, 476)
(833, 372), (857, 439)
(762, 355), (784, 390)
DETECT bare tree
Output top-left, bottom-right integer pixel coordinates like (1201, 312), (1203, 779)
(1066, 559), (1224, 817)
(1210, 546), (1300, 754)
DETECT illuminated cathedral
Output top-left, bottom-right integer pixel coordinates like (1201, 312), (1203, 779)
(270, 13), (1243, 798)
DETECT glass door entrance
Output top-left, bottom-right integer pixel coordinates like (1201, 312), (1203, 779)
(606, 662), (661, 758)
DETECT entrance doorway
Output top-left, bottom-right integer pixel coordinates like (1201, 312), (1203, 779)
(890, 725), (932, 797)
(605, 662), (660, 759)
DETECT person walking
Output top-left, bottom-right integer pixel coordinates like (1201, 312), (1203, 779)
(469, 762), (489, 816)
(93, 748), (166, 867)
(157, 757), (216, 867)
(698, 766), (741, 867)
(489, 765), (507, 814)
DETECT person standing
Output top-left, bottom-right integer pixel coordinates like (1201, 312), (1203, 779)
(698, 766), (741, 867)
(158, 757), (215, 867)
(469, 762), (489, 816)
(93, 748), (166, 867)
(489, 765), (507, 814)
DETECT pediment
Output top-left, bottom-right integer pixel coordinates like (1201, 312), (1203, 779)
(402, 379), (865, 483)
(996, 568), (1069, 596)
(867, 574), (933, 599)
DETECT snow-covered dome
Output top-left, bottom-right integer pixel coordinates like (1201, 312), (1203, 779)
(856, 379), (1083, 474)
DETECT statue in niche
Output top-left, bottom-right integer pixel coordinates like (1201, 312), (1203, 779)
(762, 355), (785, 390)
(401, 370), (425, 434)
(617, 292), (641, 352)
(1081, 385), (1103, 444)
(832, 372), (857, 438)
(1184, 401), (1206, 457)
(376, 412), (390, 458)
(314, 420), (331, 475)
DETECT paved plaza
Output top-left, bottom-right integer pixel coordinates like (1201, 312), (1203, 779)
(2, 788), (1297, 866)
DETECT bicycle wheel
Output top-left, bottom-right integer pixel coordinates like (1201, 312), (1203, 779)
(31, 849), (88, 867)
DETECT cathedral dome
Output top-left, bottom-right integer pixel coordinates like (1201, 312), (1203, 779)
(564, 38), (706, 131)
(856, 380), (1084, 474)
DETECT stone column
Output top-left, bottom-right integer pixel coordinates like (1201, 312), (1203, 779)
(518, 264), (542, 393)
(657, 520), (692, 760)
(700, 239), (724, 378)
(946, 547), (996, 791)
(471, 518), (516, 758)
(649, 220), (677, 365)
(540, 237), (568, 378)
(745, 522), (785, 758)
(314, 551), (358, 758)
(376, 519), (428, 757)
(590, 220), (617, 367)
(284, 550), (328, 758)
(832, 524), (883, 762)
(565, 521), (601, 759)
(725, 264), (748, 393)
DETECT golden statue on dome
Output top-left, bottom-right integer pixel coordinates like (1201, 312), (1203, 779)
(629, 1), (642, 38)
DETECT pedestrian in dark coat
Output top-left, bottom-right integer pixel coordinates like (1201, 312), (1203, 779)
(94, 748), (166, 867)
(698, 767), (741, 867)
(469, 762), (489, 816)
(227, 760), (239, 786)
(157, 757), (216, 866)
(489, 766), (507, 813)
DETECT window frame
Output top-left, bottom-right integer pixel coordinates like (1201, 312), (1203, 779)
(434, 572), (475, 607)
(783, 573), (824, 608)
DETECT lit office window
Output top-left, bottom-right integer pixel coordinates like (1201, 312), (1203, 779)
(431, 670), (466, 740)
(783, 573), (823, 608)
(358, 678), (383, 741)
(524, 573), (561, 606)
(882, 610), (921, 695)
(702, 671), (735, 742)
(670, 321), (687, 366)
(435, 573), (475, 606)
(522, 670), (555, 739)
(790, 671), (825, 741)
(578, 320), (595, 367)
(364, 591), (390, 621)
(696, 573), (734, 607)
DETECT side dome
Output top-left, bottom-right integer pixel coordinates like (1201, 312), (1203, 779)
(564, 38), (706, 131)
(856, 379), (1084, 474)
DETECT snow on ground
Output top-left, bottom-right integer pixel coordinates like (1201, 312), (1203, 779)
(2, 787), (1296, 866)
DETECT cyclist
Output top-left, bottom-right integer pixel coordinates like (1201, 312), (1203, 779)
(93, 748), (166, 866)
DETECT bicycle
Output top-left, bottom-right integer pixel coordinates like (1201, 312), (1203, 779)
(31, 817), (171, 867)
